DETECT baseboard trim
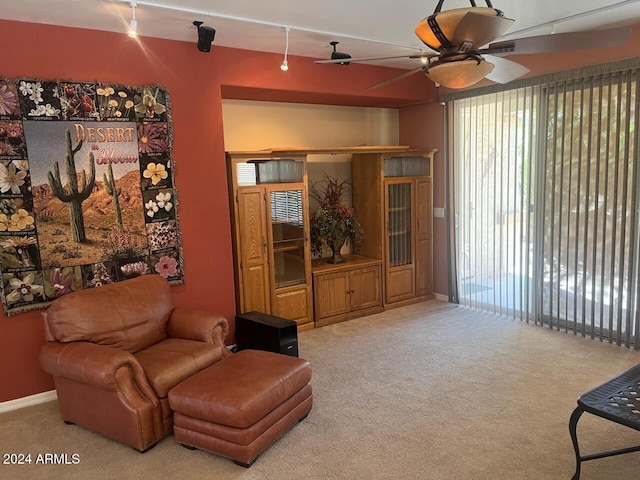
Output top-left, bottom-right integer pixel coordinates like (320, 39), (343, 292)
(0, 390), (57, 414)
(434, 293), (449, 302)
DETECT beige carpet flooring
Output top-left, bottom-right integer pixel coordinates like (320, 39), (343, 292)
(1, 300), (639, 480)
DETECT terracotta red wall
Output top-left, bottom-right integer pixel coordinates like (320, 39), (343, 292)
(399, 102), (447, 296)
(0, 19), (436, 402)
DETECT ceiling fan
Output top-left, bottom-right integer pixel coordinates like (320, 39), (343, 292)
(315, 0), (632, 89)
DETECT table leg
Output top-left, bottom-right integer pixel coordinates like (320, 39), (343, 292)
(569, 406), (584, 480)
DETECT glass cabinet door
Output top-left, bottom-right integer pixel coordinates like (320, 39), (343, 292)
(269, 189), (306, 289)
(386, 181), (413, 267)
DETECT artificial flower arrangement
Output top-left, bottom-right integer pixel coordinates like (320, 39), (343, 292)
(309, 175), (364, 264)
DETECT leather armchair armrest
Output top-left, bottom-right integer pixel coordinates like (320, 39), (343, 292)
(167, 307), (231, 357)
(40, 341), (152, 392)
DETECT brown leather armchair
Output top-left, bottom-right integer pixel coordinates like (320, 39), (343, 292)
(39, 275), (231, 452)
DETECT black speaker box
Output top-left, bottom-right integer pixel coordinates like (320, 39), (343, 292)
(197, 26), (216, 52)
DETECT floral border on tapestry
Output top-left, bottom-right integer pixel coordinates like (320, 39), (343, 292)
(0, 77), (184, 316)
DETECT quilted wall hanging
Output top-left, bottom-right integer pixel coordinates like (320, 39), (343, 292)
(0, 77), (184, 315)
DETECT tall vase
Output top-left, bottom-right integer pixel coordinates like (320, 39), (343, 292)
(327, 236), (346, 264)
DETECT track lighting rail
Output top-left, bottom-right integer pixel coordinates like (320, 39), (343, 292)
(107, 0), (423, 51)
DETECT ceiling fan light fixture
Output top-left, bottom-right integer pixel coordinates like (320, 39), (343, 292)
(415, 5), (503, 51)
(426, 57), (495, 89)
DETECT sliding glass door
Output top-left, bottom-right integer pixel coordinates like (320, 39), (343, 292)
(451, 66), (640, 348)
(453, 87), (539, 320)
(541, 73), (639, 344)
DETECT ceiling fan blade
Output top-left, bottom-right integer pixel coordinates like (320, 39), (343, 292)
(315, 53), (436, 65)
(451, 11), (515, 50)
(483, 55), (530, 84)
(368, 66), (425, 90)
(486, 26), (631, 56)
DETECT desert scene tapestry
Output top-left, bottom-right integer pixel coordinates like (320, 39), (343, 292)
(0, 77), (183, 315)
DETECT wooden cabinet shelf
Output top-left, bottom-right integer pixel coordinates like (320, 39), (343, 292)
(389, 207), (409, 211)
(312, 255), (383, 327)
(273, 243), (303, 252)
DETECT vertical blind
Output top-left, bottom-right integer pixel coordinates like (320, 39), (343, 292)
(451, 63), (640, 349)
(453, 87), (538, 320)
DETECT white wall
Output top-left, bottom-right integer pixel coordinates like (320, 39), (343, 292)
(221, 100), (399, 156)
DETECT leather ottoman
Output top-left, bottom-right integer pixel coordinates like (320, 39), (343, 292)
(168, 349), (312, 467)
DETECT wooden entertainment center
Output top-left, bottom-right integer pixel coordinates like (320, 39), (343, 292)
(226, 146), (437, 330)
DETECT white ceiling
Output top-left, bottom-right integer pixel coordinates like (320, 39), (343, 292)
(2, 0), (640, 69)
